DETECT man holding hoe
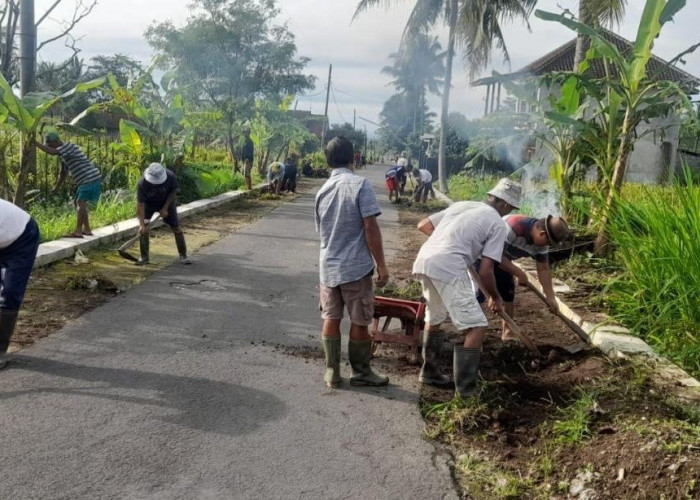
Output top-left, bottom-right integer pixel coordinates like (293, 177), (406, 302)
(315, 136), (390, 388)
(36, 132), (102, 238)
(135, 162), (191, 266)
(412, 178), (521, 397)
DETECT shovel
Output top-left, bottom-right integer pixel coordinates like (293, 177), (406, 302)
(117, 214), (160, 262)
(523, 280), (591, 344)
(468, 267), (540, 354)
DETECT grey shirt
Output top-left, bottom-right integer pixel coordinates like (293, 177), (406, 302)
(315, 168), (381, 287)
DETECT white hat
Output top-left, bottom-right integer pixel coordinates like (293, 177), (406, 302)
(487, 178), (522, 209)
(144, 163), (167, 185)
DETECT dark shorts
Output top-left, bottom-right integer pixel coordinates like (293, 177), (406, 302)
(76, 180), (101, 205)
(319, 273), (374, 326)
(475, 259), (516, 303)
(0, 219), (40, 311)
(145, 202), (179, 228)
(243, 159), (253, 177)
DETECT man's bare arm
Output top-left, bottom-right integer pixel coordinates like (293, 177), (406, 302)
(35, 141), (59, 155)
(417, 217), (434, 236)
(363, 215), (389, 287)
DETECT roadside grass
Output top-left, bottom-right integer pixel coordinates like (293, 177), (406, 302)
(549, 389), (598, 444)
(455, 451), (536, 498)
(447, 174), (498, 202)
(421, 396), (489, 440)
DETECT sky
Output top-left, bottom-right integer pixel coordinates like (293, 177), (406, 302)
(36, 0), (700, 136)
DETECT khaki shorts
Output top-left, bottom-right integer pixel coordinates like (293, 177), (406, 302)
(319, 274), (374, 326)
(243, 159), (253, 177)
(416, 273), (487, 330)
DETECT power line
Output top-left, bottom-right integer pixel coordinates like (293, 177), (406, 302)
(333, 85), (386, 105)
(330, 84), (348, 124)
(301, 87), (327, 98)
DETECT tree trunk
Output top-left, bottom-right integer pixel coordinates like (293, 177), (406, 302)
(594, 108), (636, 255)
(0, 145), (8, 199)
(14, 131), (35, 208)
(437, 0), (458, 192)
(573, 1), (592, 71)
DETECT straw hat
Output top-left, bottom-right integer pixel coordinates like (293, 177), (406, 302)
(487, 178), (522, 209)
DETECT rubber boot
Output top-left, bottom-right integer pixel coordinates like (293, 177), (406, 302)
(419, 330), (454, 388)
(322, 337), (342, 388)
(174, 232), (191, 264)
(0, 309), (19, 370)
(348, 339), (389, 387)
(453, 346), (481, 398)
(135, 233), (150, 266)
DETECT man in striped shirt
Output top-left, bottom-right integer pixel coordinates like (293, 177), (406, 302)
(36, 132), (102, 238)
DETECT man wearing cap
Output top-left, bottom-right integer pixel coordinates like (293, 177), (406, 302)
(478, 214), (570, 341)
(412, 168), (433, 203)
(240, 127), (254, 190)
(0, 198), (40, 369)
(266, 161), (285, 195)
(135, 163), (191, 265)
(412, 178), (521, 398)
(36, 132), (102, 238)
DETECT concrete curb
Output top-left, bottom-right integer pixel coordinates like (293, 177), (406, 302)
(434, 187), (700, 396)
(34, 183), (268, 269)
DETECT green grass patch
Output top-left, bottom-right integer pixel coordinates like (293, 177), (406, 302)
(421, 396), (489, 440)
(550, 389), (598, 445)
(447, 173), (499, 202)
(455, 452), (535, 498)
(375, 279), (423, 301)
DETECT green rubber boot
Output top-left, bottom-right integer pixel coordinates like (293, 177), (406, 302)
(0, 309), (19, 370)
(322, 337), (342, 388)
(419, 330), (454, 388)
(135, 233), (150, 266)
(454, 346), (481, 398)
(348, 339), (389, 387)
(174, 232), (191, 264)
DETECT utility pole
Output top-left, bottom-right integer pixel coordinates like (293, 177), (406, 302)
(321, 63), (332, 145)
(353, 109), (356, 130)
(19, 0), (36, 97)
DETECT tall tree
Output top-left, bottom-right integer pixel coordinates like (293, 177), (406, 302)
(355, 0), (537, 191)
(146, 0), (314, 160)
(381, 33), (445, 134)
(573, 0), (628, 71)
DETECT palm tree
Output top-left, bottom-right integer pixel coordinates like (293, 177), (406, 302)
(573, 0), (628, 71)
(354, 0), (537, 191)
(381, 33), (445, 134)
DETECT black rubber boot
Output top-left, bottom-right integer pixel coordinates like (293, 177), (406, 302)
(174, 232), (191, 264)
(419, 330), (454, 388)
(135, 233), (150, 266)
(453, 346), (481, 398)
(348, 339), (389, 386)
(0, 309), (19, 370)
(322, 337), (342, 388)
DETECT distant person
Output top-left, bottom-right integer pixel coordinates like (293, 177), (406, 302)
(266, 161), (285, 195)
(0, 198), (40, 369)
(412, 168), (433, 203)
(412, 178), (521, 397)
(397, 152), (409, 169)
(302, 160), (313, 177)
(36, 132), (102, 238)
(315, 136), (389, 388)
(354, 152), (362, 169)
(136, 163), (191, 266)
(240, 127), (254, 190)
(476, 215), (570, 341)
(282, 156), (298, 193)
(384, 164), (406, 203)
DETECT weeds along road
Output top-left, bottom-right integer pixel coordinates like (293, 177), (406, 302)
(0, 166), (457, 500)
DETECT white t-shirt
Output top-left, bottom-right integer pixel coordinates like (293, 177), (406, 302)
(417, 169), (432, 183)
(412, 201), (508, 283)
(397, 157), (408, 168)
(0, 198), (31, 249)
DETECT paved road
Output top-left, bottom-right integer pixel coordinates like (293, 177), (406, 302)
(0, 166), (457, 499)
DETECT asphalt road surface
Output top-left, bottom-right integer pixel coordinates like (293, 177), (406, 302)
(0, 166), (457, 499)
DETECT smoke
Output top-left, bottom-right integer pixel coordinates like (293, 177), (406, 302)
(515, 160), (562, 218)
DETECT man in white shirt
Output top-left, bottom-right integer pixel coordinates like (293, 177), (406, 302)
(0, 198), (40, 369)
(412, 168), (433, 203)
(412, 178), (522, 397)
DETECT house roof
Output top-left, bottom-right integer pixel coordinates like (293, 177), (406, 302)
(472, 29), (700, 93)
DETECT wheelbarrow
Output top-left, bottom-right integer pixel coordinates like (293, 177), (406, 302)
(371, 297), (426, 364)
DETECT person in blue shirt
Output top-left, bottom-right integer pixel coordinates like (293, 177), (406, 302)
(315, 136), (389, 388)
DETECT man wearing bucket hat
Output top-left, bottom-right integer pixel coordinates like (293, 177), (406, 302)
(412, 177), (521, 397)
(477, 213), (570, 341)
(135, 163), (191, 265)
(36, 132), (102, 238)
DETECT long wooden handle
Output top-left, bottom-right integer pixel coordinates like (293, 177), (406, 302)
(467, 267), (540, 354)
(118, 214), (161, 252)
(524, 281), (590, 343)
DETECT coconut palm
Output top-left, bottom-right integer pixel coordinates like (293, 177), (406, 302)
(573, 0), (628, 70)
(354, 0), (537, 191)
(381, 33), (445, 134)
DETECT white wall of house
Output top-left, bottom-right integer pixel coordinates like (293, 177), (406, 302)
(624, 115), (679, 184)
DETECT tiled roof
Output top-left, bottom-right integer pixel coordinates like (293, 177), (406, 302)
(473, 29), (700, 92)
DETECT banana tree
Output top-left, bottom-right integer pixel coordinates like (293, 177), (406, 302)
(536, 0), (698, 254)
(0, 72), (104, 207)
